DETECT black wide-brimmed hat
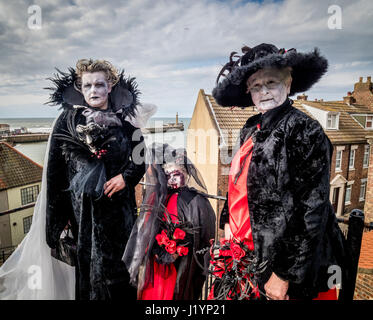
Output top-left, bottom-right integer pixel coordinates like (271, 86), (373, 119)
(212, 43), (328, 107)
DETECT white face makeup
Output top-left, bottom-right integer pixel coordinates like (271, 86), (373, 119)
(164, 163), (187, 190)
(246, 68), (292, 113)
(81, 72), (112, 110)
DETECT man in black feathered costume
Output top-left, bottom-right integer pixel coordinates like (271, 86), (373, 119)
(45, 59), (146, 300)
(212, 44), (351, 300)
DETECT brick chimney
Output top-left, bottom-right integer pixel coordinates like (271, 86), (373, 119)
(364, 137), (373, 223)
(297, 93), (308, 101)
(353, 77), (373, 108)
(344, 91), (355, 105)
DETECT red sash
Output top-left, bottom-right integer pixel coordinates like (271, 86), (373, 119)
(228, 136), (255, 249)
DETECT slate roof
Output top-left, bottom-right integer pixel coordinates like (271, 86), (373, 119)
(0, 142), (42, 191)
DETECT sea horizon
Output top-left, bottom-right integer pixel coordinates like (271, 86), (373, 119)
(3, 116), (192, 166)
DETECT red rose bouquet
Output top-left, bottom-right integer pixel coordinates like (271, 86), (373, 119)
(153, 206), (199, 264)
(208, 238), (268, 300)
(155, 228), (189, 256)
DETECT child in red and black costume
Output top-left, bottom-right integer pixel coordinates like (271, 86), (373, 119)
(123, 143), (216, 300)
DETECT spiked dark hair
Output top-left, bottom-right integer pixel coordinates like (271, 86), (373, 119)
(45, 63), (140, 119)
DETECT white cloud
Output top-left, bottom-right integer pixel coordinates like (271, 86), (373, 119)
(0, 93), (48, 106)
(0, 0), (372, 117)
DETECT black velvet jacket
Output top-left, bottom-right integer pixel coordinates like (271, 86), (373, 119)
(221, 99), (348, 299)
(46, 107), (146, 300)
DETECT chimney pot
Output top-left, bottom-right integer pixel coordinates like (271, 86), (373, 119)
(296, 93), (308, 101)
(344, 95), (355, 105)
(359, 77), (363, 82)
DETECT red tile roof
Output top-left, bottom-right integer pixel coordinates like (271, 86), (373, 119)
(203, 90), (373, 147)
(0, 142), (42, 191)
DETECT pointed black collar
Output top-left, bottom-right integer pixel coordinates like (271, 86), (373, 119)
(259, 98), (293, 131)
(242, 98), (293, 132)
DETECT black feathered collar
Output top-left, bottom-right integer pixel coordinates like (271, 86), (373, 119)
(45, 68), (140, 119)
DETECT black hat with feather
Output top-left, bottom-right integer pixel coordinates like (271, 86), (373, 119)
(212, 43), (328, 108)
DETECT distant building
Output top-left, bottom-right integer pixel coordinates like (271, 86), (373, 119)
(0, 124), (10, 136)
(12, 127), (28, 135)
(187, 77), (373, 227)
(294, 97), (371, 219)
(350, 76), (373, 107)
(0, 142), (42, 249)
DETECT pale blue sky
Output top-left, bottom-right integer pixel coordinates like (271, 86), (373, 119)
(0, 0), (372, 118)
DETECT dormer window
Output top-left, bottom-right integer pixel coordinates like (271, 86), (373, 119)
(327, 113), (339, 129)
(366, 116), (373, 129)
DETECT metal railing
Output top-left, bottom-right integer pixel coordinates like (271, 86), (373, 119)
(0, 246), (17, 266)
(337, 214), (373, 239)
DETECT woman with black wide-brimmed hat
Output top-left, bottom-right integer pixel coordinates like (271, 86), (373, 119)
(209, 44), (349, 300)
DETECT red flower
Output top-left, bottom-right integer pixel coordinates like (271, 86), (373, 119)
(230, 242), (246, 260)
(155, 230), (169, 246)
(173, 228), (186, 240)
(165, 240), (177, 254)
(220, 249), (232, 257)
(176, 246), (189, 256)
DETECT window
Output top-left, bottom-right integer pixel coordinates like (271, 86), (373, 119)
(360, 181), (367, 201)
(364, 145), (370, 168)
(345, 185), (352, 204)
(366, 116), (373, 129)
(335, 150), (342, 171)
(327, 113), (338, 129)
(23, 216), (32, 234)
(349, 149), (355, 169)
(332, 188), (339, 204)
(20, 185), (39, 205)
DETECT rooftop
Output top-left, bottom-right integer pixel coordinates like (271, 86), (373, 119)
(205, 92), (258, 148)
(203, 90), (373, 148)
(0, 142), (42, 191)
(293, 100), (371, 145)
